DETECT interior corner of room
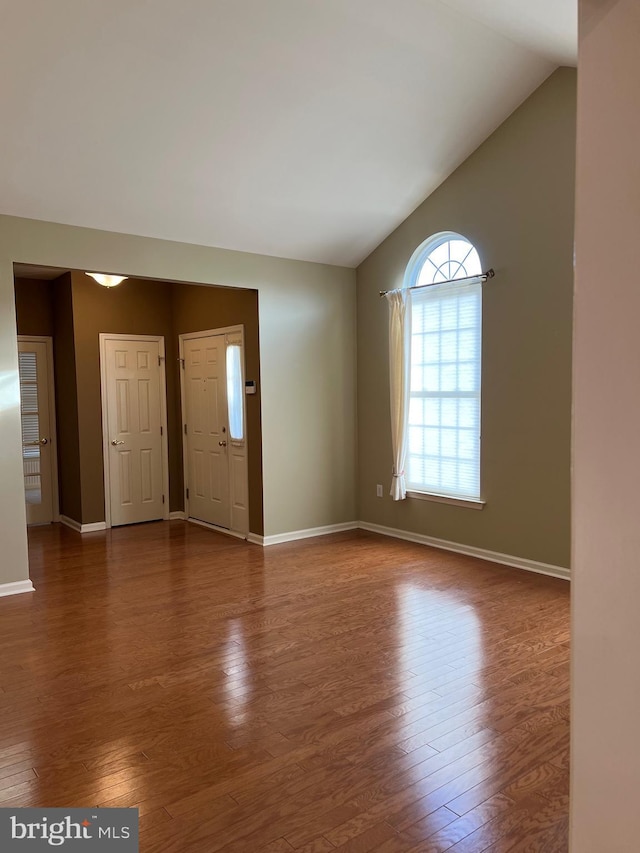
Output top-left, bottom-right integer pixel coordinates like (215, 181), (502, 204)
(3, 66), (575, 589)
(356, 66), (575, 575)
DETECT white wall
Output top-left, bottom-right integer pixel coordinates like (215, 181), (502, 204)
(0, 215), (356, 586)
(572, 0), (640, 849)
(0, 257), (30, 585)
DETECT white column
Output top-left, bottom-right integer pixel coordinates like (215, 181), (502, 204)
(0, 259), (30, 591)
(572, 1), (640, 849)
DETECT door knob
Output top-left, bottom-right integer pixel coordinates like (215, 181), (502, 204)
(218, 440), (227, 447)
(111, 439), (125, 446)
(40, 437), (48, 445)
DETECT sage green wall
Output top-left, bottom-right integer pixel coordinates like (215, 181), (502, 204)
(357, 67), (576, 569)
(0, 215), (356, 586)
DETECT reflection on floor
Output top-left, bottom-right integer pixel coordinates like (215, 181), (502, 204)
(0, 521), (570, 852)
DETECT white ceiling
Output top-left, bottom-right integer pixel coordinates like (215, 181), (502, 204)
(0, 1), (576, 268)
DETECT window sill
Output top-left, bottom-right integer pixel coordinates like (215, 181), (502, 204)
(406, 491), (485, 510)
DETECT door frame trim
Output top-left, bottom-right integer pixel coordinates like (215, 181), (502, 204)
(17, 335), (60, 524)
(179, 325), (248, 534)
(99, 333), (170, 529)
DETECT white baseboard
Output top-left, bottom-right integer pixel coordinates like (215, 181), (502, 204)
(186, 517), (247, 540)
(56, 511), (568, 580)
(358, 521), (570, 581)
(81, 521), (107, 533)
(259, 522), (359, 547)
(0, 579), (35, 598)
(59, 516), (107, 534)
(169, 511), (186, 520)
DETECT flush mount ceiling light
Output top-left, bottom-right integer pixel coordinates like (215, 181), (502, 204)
(85, 272), (128, 288)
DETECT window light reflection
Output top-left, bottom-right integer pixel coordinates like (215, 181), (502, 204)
(396, 584), (484, 795)
(224, 619), (250, 725)
(0, 371), (20, 412)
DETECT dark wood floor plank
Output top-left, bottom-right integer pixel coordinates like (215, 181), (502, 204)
(0, 522), (569, 852)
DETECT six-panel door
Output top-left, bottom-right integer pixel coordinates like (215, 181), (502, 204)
(183, 335), (232, 529)
(104, 338), (165, 526)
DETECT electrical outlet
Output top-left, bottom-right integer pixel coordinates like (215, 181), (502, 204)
(376, 484), (383, 498)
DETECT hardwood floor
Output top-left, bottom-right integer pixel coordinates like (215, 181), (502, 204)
(0, 522), (570, 852)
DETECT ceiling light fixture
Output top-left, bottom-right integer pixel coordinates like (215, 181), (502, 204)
(85, 272), (128, 288)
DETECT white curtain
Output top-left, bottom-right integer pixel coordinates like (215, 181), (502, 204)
(386, 289), (411, 500)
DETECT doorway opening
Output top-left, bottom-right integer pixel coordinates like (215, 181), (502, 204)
(13, 264), (264, 549)
(17, 336), (59, 525)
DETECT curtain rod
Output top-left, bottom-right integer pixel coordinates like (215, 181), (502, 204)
(379, 268), (495, 297)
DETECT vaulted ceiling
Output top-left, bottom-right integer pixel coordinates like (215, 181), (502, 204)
(1, 1), (576, 267)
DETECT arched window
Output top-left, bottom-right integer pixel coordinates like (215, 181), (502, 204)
(404, 232), (482, 501)
(405, 232), (482, 288)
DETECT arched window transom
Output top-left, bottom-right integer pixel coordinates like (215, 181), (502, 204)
(405, 232), (482, 289)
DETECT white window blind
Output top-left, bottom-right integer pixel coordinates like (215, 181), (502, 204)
(407, 277), (481, 499)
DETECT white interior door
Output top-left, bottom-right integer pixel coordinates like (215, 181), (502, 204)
(18, 338), (57, 525)
(183, 335), (231, 529)
(102, 336), (166, 527)
(181, 329), (250, 534)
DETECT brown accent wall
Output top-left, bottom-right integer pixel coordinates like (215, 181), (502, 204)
(170, 282), (262, 533)
(70, 273), (174, 524)
(44, 272), (263, 533)
(14, 278), (55, 337)
(51, 273), (82, 522)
